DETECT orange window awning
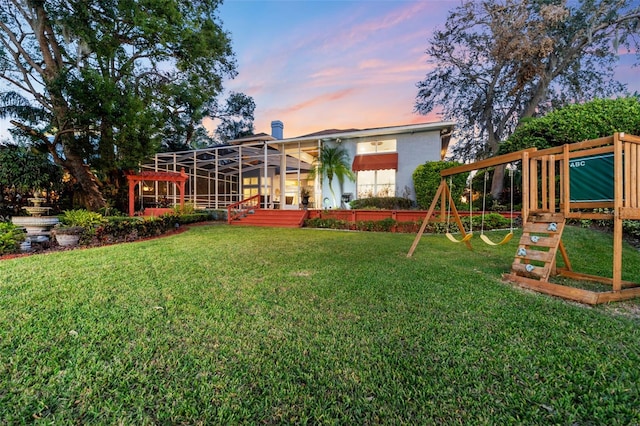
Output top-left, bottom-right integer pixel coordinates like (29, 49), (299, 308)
(352, 153), (398, 172)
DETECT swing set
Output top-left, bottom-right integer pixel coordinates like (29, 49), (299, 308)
(479, 166), (515, 246)
(408, 133), (640, 305)
(441, 168), (516, 245)
(443, 177), (473, 244)
(408, 149), (526, 255)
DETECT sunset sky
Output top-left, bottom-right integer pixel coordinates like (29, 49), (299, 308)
(0, 1), (638, 141)
(214, 0), (640, 139)
(210, 0), (453, 138)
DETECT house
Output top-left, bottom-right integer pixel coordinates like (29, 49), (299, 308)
(140, 120), (454, 210)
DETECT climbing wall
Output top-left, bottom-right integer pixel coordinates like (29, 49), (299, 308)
(511, 212), (566, 282)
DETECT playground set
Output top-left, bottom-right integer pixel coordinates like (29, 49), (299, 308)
(408, 133), (640, 305)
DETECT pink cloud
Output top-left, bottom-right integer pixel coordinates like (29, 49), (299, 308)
(268, 88), (358, 116)
(309, 67), (350, 79)
(319, 2), (432, 52)
(214, 1), (471, 139)
(358, 59), (387, 70)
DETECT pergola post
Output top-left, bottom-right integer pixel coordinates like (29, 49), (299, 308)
(125, 168), (188, 216)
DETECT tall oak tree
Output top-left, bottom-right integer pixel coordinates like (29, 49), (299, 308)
(0, 0), (237, 209)
(415, 0), (640, 198)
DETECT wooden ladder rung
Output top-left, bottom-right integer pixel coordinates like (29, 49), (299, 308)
(511, 263), (549, 279)
(523, 222), (562, 233)
(520, 235), (560, 247)
(515, 249), (555, 263)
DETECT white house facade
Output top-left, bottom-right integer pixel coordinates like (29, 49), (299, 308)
(140, 120), (454, 210)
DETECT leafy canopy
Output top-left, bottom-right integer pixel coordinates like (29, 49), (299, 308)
(415, 0), (640, 198)
(0, 0), (239, 210)
(0, 143), (63, 194)
(500, 97), (640, 154)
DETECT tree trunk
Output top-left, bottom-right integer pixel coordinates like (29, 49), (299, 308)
(485, 128), (505, 200)
(490, 164), (505, 201)
(63, 153), (107, 211)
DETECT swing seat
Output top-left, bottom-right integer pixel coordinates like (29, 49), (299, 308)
(446, 232), (473, 243)
(479, 232), (513, 246)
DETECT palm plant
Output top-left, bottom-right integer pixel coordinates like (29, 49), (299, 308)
(309, 145), (355, 208)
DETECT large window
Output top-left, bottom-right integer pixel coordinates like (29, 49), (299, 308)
(242, 176), (269, 200)
(357, 139), (396, 154)
(357, 169), (396, 198)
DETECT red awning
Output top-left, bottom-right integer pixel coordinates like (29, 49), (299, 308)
(352, 153), (398, 172)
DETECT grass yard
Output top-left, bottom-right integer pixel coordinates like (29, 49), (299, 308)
(0, 225), (639, 424)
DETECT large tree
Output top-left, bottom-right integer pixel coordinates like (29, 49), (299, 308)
(0, 0), (236, 210)
(415, 0), (640, 199)
(161, 91), (256, 152)
(213, 92), (256, 145)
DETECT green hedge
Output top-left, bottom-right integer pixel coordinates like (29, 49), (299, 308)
(1, 213), (211, 254)
(568, 209), (640, 241)
(413, 161), (469, 210)
(304, 218), (351, 230)
(90, 213), (209, 245)
(304, 213), (511, 234)
(349, 197), (414, 210)
(499, 97), (640, 154)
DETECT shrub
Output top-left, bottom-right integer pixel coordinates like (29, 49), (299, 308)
(623, 220), (640, 240)
(173, 202), (197, 215)
(0, 222), (26, 255)
(349, 197), (413, 210)
(472, 213), (511, 230)
(304, 213), (512, 234)
(98, 206), (126, 217)
(205, 209), (227, 221)
(500, 97), (640, 155)
(59, 209), (106, 228)
(174, 213), (210, 224)
(90, 213), (209, 245)
(396, 221), (421, 233)
(413, 161), (469, 210)
(424, 214), (510, 234)
(304, 218), (350, 230)
(57, 209), (106, 245)
(354, 218), (396, 232)
(93, 216), (174, 244)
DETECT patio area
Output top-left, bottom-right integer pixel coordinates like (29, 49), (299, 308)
(138, 136), (318, 212)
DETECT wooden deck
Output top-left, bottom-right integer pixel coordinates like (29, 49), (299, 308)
(229, 209), (308, 228)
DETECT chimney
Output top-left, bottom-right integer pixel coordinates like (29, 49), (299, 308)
(271, 120), (284, 140)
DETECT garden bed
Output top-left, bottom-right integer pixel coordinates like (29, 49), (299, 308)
(1, 213), (214, 260)
(305, 209), (515, 233)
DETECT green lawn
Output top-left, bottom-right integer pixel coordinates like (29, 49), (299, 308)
(1, 225), (639, 424)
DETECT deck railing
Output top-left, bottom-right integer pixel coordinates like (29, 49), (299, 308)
(227, 194), (261, 224)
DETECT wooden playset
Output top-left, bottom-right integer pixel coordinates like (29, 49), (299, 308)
(408, 132), (640, 304)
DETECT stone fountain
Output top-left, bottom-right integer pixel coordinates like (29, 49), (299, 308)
(11, 192), (59, 245)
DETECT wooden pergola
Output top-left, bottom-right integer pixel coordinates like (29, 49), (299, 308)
(125, 169), (188, 216)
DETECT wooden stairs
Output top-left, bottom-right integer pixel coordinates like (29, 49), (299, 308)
(229, 209), (308, 228)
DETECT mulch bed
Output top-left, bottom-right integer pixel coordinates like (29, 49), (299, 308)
(0, 221), (219, 262)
